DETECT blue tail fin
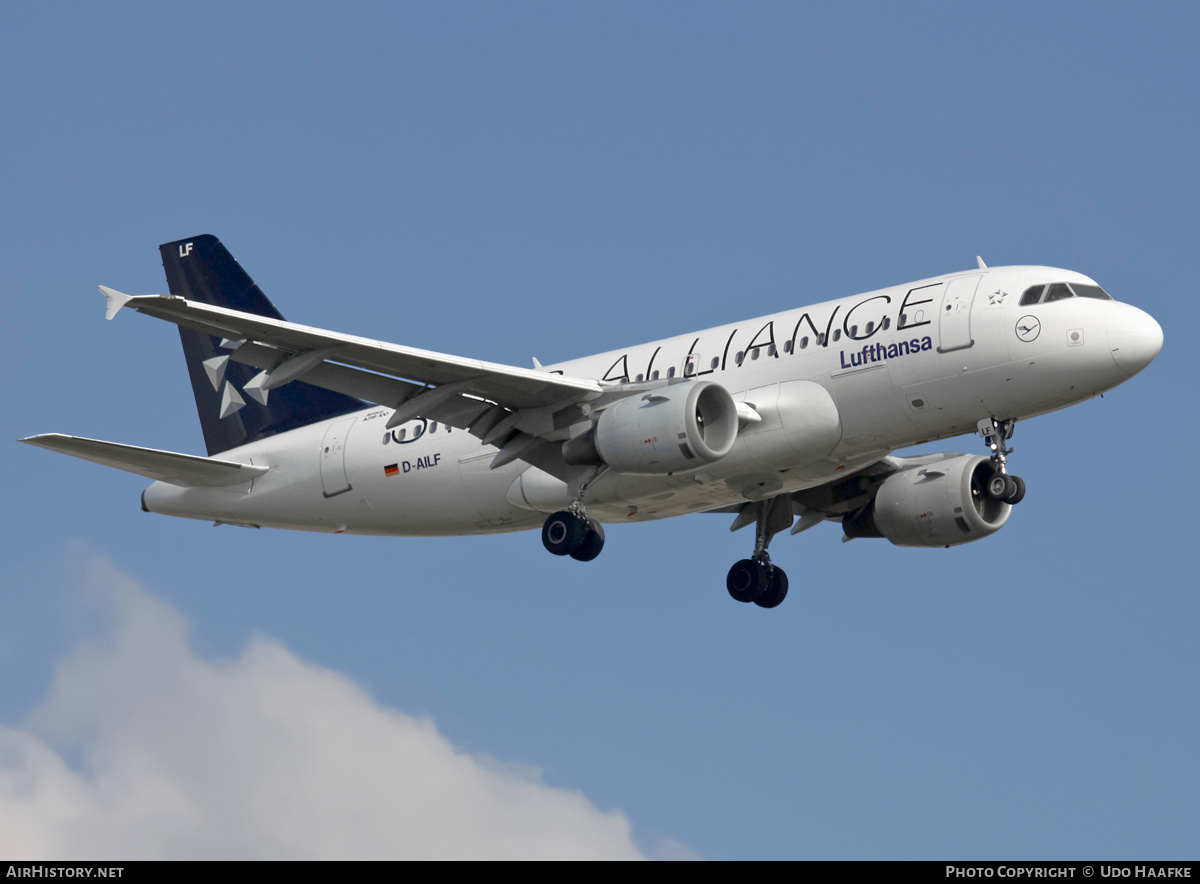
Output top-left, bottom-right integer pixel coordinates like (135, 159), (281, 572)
(160, 235), (365, 456)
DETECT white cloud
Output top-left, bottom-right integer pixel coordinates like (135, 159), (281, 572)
(0, 556), (648, 859)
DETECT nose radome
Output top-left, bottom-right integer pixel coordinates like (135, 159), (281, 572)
(1107, 304), (1164, 377)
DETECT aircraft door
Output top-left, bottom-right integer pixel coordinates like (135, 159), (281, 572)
(938, 275), (981, 353)
(319, 417), (356, 497)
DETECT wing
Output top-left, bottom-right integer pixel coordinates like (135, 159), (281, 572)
(99, 287), (609, 478)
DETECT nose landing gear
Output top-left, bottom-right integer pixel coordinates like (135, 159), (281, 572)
(978, 417), (1026, 505)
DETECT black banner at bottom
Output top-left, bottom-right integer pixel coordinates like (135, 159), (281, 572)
(1, 860), (1198, 869)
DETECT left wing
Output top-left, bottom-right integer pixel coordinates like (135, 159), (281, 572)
(99, 287), (614, 476)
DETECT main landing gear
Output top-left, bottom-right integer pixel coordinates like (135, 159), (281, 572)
(978, 417), (1026, 505)
(727, 557), (789, 608)
(541, 507), (605, 561)
(541, 465), (607, 561)
(726, 494), (793, 609)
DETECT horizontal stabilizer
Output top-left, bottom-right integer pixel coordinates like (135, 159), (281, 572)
(20, 434), (267, 487)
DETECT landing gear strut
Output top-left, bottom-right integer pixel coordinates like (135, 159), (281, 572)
(978, 417), (1026, 505)
(726, 494), (792, 608)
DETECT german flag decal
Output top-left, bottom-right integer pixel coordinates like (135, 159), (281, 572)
(384, 463), (399, 477)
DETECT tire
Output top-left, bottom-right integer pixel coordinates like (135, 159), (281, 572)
(755, 567), (789, 609)
(569, 520), (606, 562)
(1004, 475), (1026, 505)
(542, 511), (587, 556)
(727, 559), (767, 603)
(986, 472), (1015, 502)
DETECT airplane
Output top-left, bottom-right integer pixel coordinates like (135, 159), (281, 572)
(22, 235), (1163, 609)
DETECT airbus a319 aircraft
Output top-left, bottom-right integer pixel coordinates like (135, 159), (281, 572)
(23, 236), (1162, 609)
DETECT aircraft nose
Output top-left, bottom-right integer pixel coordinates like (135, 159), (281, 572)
(1107, 303), (1163, 377)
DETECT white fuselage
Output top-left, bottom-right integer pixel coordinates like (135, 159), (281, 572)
(142, 265), (1160, 535)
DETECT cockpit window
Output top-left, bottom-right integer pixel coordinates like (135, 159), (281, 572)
(1020, 281), (1114, 305)
(1070, 284), (1112, 300)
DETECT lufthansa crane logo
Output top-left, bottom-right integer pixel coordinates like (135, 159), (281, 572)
(1015, 315), (1041, 342)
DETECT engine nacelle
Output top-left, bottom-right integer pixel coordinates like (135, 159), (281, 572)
(588, 381), (739, 474)
(853, 453), (1011, 547)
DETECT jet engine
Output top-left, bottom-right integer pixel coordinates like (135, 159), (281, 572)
(844, 453), (1011, 547)
(566, 380), (739, 474)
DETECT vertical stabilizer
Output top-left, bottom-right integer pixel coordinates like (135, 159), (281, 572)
(160, 235), (365, 456)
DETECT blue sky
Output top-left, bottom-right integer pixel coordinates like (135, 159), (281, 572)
(2, 1), (1197, 859)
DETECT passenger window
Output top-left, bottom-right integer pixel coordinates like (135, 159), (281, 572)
(783, 341), (792, 354)
(651, 370), (659, 380)
(882, 317), (890, 330)
(710, 357), (719, 368)
(667, 367), (676, 378)
(1071, 284), (1113, 300)
(635, 373), (643, 382)
(833, 329), (841, 342)
(865, 321), (874, 335)
(849, 325), (858, 337)
(751, 348), (760, 360)
(1044, 284), (1073, 302)
(767, 344), (776, 356)
(430, 422), (438, 433)
(735, 351), (744, 365)
(1020, 285), (1044, 306)
(800, 336), (809, 350)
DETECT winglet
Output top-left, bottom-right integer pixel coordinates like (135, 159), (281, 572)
(98, 285), (135, 320)
(976, 256), (988, 270)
